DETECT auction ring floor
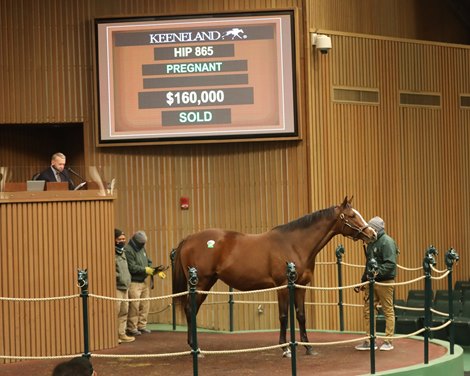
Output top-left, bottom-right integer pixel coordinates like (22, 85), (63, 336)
(0, 326), (462, 375)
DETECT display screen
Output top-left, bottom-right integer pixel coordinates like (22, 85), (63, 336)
(95, 11), (298, 145)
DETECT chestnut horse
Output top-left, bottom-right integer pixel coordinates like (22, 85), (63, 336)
(172, 197), (376, 356)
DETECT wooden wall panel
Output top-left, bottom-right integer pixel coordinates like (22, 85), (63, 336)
(0, 194), (115, 363)
(308, 0), (469, 44)
(307, 31), (470, 331)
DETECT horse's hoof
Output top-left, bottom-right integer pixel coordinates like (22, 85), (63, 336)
(282, 348), (292, 358)
(305, 347), (319, 356)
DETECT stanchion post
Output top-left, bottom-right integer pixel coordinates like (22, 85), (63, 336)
(228, 287), (234, 332)
(170, 248), (177, 331)
(335, 244), (345, 331)
(445, 248), (459, 355)
(367, 257), (378, 375)
(287, 262), (298, 376)
(188, 267), (199, 376)
(422, 246), (437, 364)
(77, 269), (91, 359)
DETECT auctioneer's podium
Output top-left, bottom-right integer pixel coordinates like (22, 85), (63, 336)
(0, 190), (117, 363)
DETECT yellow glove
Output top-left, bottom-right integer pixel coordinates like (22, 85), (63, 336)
(157, 271), (166, 279)
(145, 266), (155, 276)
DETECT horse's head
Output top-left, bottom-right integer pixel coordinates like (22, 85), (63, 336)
(334, 196), (377, 243)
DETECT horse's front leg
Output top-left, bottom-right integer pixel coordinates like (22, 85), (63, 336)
(295, 288), (317, 355)
(277, 289), (290, 358)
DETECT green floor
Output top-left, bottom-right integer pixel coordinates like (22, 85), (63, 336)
(464, 346), (470, 372)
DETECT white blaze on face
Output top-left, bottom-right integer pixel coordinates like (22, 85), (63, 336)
(352, 208), (367, 227)
(353, 208), (377, 239)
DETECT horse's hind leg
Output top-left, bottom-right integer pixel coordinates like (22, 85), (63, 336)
(295, 289), (317, 356)
(185, 276), (216, 355)
(184, 292), (209, 358)
(184, 292), (209, 341)
(183, 296), (193, 346)
(277, 289), (291, 357)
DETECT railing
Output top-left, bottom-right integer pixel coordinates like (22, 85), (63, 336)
(0, 246), (460, 376)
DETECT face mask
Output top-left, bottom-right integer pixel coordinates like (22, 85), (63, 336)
(132, 239), (146, 250)
(116, 241), (125, 248)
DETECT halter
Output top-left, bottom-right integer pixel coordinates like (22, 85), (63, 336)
(339, 212), (375, 241)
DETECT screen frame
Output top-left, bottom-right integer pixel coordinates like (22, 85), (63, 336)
(94, 10), (301, 146)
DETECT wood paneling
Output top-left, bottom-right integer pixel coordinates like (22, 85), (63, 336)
(307, 31), (470, 331)
(0, 192), (116, 362)
(0, 0), (469, 349)
(308, 0), (469, 44)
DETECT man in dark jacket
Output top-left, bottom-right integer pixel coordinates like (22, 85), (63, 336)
(36, 152), (75, 190)
(355, 216), (398, 351)
(115, 229), (134, 343)
(125, 231), (154, 336)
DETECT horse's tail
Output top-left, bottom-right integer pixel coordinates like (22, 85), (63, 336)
(172, 238), (188, 309)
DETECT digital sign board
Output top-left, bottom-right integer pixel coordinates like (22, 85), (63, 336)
(95, 11), (298, 145)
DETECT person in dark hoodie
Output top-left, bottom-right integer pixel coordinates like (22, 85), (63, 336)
(355, 216), (398, 352)
(125, 230), (154, 336)
(52, 356), (96, 376)
(115, 229), (135, 343)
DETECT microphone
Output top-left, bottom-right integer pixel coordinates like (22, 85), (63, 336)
(67, 167), (86, 182)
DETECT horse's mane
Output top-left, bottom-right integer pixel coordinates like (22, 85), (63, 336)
(272, 206), (336, 232)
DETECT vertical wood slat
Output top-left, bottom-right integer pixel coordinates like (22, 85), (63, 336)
(0, 194), (115, 363)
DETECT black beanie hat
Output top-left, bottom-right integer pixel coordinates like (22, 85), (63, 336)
(115, 228), (124, 239)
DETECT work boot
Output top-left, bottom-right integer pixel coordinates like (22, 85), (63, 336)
(126, 329), (142, 336)
(118, 334), (135, 343)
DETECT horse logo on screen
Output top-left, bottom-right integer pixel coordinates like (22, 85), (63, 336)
(222, 28), (247, 40)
